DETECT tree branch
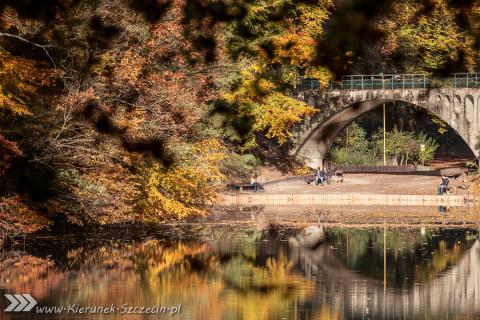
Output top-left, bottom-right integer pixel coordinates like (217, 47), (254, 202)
(0, 32), (57, 69)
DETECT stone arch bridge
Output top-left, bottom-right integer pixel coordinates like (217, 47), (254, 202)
(290, 73), (480, 168)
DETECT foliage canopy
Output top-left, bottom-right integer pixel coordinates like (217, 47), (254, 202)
(0, 0), (478, 231)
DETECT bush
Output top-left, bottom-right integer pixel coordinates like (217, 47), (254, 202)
(326, 148), (376, 166)
(327, 123), (439, 166)
(411, 133), (439, 164)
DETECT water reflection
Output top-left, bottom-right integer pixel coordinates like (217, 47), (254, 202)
(0, 226), (478, 319)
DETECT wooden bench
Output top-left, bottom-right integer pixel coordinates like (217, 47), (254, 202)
(227, 183), (255, 192)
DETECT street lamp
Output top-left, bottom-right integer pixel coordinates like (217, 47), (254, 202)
(381, 74), (386, 166)
(383, 103), (386, 166)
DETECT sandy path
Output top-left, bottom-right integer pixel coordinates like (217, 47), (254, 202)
(254, 173), (464, 195)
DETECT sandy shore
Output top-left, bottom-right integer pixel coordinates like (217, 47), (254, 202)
(212, 172), (480, 227)
(252, 173), (467, 195)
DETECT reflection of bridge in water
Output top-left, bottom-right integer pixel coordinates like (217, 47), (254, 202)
(291, 238), (480, 318)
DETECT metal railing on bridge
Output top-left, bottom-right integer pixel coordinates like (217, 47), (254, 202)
(297, 73), (480, 91)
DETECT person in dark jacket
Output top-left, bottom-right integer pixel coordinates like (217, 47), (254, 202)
(314, 167), (329, 186)
(320, 166), (329, 183)
(314, 167), (323, 186)
(437, 174), (449, 195)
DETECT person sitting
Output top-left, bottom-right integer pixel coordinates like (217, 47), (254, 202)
(320, 166), (329, 184)
(251, 174), (262, 192)
(314, 167), (324, 186)
(437, 174), (449, 195)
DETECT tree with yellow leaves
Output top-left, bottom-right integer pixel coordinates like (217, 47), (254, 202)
(136, 139), (227, 221)
(222, 0), (334, 148)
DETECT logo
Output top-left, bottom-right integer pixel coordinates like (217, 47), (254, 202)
(4, 294), (37, 312)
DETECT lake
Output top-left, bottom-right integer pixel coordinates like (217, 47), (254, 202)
(0, 224), (478, 319)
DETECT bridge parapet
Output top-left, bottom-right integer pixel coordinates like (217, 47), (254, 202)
(298, 73), (480, 91)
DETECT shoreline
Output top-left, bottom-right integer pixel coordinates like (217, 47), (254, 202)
(3, 209), (478, 244)
(216, 193), (471, 206)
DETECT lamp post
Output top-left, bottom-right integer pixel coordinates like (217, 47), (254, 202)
(383, 103), (386, 166)
(382, 74), (386, 166)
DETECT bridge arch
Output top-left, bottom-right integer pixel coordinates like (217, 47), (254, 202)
(290, 88), (480, 168)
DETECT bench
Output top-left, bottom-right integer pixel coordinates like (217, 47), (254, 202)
(226, 183), (256, 192)
(305, 174), (330, 185)
(440, 167), (468, 187)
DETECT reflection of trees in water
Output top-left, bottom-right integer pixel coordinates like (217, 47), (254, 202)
(0, 250), (63, 301)
(0, 226), (477, 319)
(0, 236), (325, 320)
(327, 227), (479, 287)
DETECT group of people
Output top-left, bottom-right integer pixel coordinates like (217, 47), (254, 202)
(314, 166), (329, 186)
(250, 168), (450, 194)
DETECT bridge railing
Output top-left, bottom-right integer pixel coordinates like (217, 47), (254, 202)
(297, 73), (480, 91)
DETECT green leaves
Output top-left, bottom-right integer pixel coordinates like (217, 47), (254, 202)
(415, 132), (439, 164)
(327, 122), (439, 166)
(326, 122), (374, 165)
(373, 128), (438, 165)
(223, 64), (317, 147)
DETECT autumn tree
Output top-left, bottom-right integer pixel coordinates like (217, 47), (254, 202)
(0, 0), (478, 232)
(377, 0), (478, 73)
(0, 0), (233, 227)
(221, 0), (335, 147)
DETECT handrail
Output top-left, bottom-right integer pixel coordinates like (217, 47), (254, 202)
(295, 73), (480, 91)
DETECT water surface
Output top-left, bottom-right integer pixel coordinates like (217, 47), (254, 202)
(0, 225), (478, 319)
